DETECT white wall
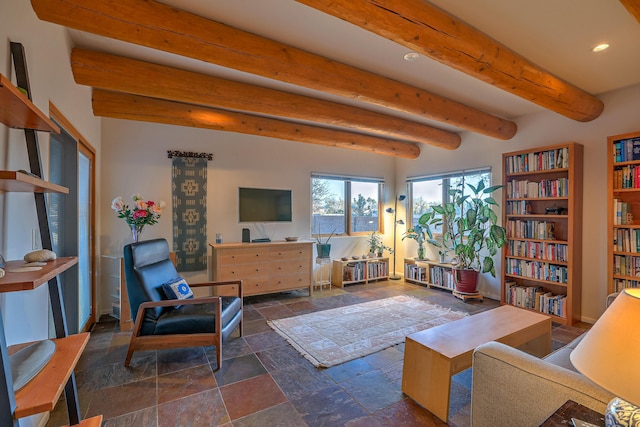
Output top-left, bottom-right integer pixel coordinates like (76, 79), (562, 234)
(100, 119), (396, 304)
(397, 83), (640, 322)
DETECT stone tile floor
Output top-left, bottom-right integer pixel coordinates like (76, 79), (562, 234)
(46, 280), (589, 427)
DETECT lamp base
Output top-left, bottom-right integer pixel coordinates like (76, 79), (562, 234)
(606, 397), (640, 427)
(389, 274), (402, 280)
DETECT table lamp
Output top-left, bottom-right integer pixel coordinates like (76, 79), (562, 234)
(570, 288), (640, 426)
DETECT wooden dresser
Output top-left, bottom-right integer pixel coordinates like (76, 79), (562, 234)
(209, 241), (314, 296)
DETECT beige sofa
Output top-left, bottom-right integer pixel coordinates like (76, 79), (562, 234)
(471, 334), (614, 426)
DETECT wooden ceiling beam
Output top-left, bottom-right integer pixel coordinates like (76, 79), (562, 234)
(31, 0), (517, 140)
(71, 49), (460, 150)
(620, 0), (640, 23)
(295, 0), (604, 123)
(92, 90), (421, 159)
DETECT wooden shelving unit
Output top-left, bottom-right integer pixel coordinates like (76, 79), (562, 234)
(501, 142), (584, 325)
(331, 257), (389, 287)
(403, 258), (456, 292)
(0, 258), (78, 293)
(0, 74), (59, 133)
(0, 170), (68, 193)
(0, 42), (94, 426)
(607, 131), (640, 294)
(11, 333), (88, 418)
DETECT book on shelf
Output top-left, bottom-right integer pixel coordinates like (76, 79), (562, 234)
(613, 137), (640, 163)
(613, 199), (633, 225)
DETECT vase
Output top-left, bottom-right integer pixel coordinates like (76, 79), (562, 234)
(316, 243), (331, 258)
(417, 245), (426, 260)
(130, 224), (144, 243)
(454, 268), (479, 293)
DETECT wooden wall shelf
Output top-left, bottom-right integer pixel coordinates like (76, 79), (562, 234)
(0, 257), (78, 293)
(0, 74), (60, 133)
(0, 171), (68, 193)
(11, 333), (89, 419)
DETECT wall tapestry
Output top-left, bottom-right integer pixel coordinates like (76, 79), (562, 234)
(171, 156), (208, 271)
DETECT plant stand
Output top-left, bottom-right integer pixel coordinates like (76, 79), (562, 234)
(452, 290), (483, 302)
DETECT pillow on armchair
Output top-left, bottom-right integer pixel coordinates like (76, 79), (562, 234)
(162, 276), (194, 307)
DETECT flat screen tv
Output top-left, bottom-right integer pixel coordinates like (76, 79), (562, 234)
(239, 187), (292, 222)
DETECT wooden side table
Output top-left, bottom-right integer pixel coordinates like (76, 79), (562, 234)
(540, 400), (605, 426)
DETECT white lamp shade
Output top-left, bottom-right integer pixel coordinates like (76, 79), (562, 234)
(570, 288), (640, 406)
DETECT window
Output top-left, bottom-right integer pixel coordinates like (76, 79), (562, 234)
(311, 174), (383, 237)
(407, 168), (492, 231)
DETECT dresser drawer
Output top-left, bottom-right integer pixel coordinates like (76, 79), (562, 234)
(217, 262), (269, 281)
(269, 258), (310, 276)
(218, 248), (269, 265)
(268, 271), (310, 291)
(243, 280), (273, 296)
(269, 245), (311, 261)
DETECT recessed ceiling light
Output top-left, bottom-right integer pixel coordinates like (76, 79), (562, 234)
(592, 43), (610, 53)
(403, 52), (419, 62)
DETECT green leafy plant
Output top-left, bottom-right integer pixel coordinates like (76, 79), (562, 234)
(402, 223), (428, 259)
(419, 181), (507, 276)
(367, 232), (392, 255)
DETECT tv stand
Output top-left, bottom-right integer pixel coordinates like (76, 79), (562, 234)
(251, 237), (271, 243)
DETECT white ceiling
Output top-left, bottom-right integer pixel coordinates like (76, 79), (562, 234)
(67, 0), (640, 134)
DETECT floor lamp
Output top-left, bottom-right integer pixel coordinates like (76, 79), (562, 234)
(386, 194), (406, 280)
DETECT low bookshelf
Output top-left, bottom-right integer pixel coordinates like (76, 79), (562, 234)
(403, 258), (455, 292)
(331, 257), (389, 287)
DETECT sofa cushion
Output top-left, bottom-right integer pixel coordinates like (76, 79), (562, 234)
(542, 334), (585, 373)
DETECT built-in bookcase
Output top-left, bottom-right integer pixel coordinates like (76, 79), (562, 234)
(607, 131), (640, 294)
(501, 142), (583, 325)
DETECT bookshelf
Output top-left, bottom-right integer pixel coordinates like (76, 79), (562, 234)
(403, 258), (456, 291)
(501, 142), (583, 325)
(608, 131), (640, 294)
(331, 257), (389, 287)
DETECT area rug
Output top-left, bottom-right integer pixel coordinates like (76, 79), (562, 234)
(267, 295), (468, 368)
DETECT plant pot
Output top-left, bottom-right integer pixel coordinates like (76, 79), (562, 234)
(454, 268), (479, 293)
(417, 245), (426, 260)
(316, 243), (331, 258)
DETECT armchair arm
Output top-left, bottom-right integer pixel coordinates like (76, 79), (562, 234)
(471, 341), (613, 427)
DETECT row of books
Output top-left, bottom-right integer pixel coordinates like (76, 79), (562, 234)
(612, 137), (640, 163)
(505, 178), (569, 199)
(613, 199), (633, 225)
(505, 282), (566, 318)
(506, 219), (556, 240)
(613, 255), (640, 277)
(612, 165), (640, 189)
(504, 259), (568, 284)
(504, 147), (569, 174)
(405, 264), (428, 282)
(430, 265), (455, 289)
(614, 278), (640, 292)
(507, 240), (568, 262)
(367, 261), (388, 279)
(613, 227), (640, 253)
(343, 263), (365, 282)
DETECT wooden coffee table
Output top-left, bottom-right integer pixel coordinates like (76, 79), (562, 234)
(401, 305), (552, 421)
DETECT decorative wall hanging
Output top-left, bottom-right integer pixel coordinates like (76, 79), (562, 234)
(170, 151), (211, 271)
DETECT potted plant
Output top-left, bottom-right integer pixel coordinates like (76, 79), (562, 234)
(367, 231), (392, 257)
(315, 227), (336, 258)
(419, 180), (507, 293)
(402, 223), (428, 260)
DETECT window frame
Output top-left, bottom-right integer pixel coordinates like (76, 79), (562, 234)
(311, 173), (385, 238)
(406, 167), (492, 233)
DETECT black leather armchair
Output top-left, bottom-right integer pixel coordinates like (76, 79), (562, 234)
(122, 238), (242, 369)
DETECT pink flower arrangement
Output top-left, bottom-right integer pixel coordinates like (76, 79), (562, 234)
(111, 193), (165, 227)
